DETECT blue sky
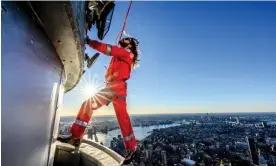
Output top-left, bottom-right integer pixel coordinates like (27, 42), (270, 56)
(61, 2), (276, 116)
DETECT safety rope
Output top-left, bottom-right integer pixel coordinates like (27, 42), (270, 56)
(115, 0), (133, 45)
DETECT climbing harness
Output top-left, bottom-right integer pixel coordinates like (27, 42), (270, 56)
(104, 78), (128, 106)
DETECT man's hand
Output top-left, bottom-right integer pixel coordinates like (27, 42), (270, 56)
(86, 36), (91, 45)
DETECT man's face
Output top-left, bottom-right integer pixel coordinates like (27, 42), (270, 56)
(120, 38), (132, 48)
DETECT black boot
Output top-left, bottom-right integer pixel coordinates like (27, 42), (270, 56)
(57, 136), (71, 143)
(57, 136), (81, 147)
(85, 53), (89, 61)
(87, 52), (100, 68)
(123, 150), (137, 165)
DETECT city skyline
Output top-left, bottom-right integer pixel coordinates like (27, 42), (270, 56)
(61, 1), (276, 116)
(58, 112), (276, 165)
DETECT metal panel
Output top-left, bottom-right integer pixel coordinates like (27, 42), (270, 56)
(47, 72), (66, 166)
(28, 1), (85, 93)
(1, 2), (63, 166)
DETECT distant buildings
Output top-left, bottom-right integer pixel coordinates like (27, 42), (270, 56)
(182, 158), (196, 166)
(266, 121), (276, 127)
(59, 113), (276, 166)
(258, 153), (267, 166)
(58, 124), (72, 135)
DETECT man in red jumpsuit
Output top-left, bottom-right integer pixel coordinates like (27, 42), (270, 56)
(62, 36), (140, 164)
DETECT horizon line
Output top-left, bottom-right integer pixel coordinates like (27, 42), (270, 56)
(60, 111), (276, 117)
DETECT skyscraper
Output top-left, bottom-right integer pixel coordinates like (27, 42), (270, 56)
(148, 144), (153, 160)
(220, 160), (224, 166)
(247, 137), (259, 165)
(216, 142), (220, 149)
(226, 145), (230, 152)
(110, 140), (115, 149)
(87, 128), (93, 140)
(236, 117), (239, 124)
(145, 150), (149, 161)
(161, 150), (167, 166)
(105, 126), (108, 134)
(93, 127), (98, 142)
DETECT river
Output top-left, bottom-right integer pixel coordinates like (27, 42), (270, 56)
(83, 123), (181, 147)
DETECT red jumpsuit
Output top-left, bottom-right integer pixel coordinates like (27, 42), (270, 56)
(69, 40), (137, 151)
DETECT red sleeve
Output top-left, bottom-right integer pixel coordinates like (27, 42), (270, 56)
(89, 40), (129, 57)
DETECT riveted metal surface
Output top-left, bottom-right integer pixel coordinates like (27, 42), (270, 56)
(2, 2), (63, 166)
(28, 1), (86, 93)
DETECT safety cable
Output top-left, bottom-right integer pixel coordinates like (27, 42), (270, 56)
(115, 0), (133, 45)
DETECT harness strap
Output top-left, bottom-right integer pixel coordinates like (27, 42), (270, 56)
(104, 80), (127, 106)
(115, 94), (126, 101)
(105, 92), (126, 106)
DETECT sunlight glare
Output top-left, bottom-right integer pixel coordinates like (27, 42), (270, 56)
(77, 70), (104, 98)
(83, 84), (97, 97)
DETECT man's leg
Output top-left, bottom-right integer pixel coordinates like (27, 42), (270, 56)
(69, 88), (111, 139)
(112, 95), (137, 151)
(112, 95), (138, 164)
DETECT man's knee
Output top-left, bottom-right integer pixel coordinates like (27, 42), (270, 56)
(81, 99), (99, 110)
(91, 102), (98, 109)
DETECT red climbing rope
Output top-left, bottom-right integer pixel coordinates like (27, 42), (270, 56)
(115, 0), (133, 44)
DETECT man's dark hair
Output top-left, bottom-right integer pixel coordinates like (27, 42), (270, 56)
(120, 37), (140, 67)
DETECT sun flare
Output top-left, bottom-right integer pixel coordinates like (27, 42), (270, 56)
(82, 84), (97, 97)
(78, 70), (104, 98)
